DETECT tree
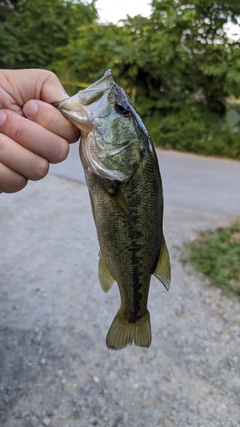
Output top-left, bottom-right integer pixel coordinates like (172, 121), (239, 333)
(0, 0), (98, 69)
(2, 0), (239, 157)
(53, 21), (121, 83)
(0, 1), (20, 21)
(59, 0), (240, 116)
(149, 0), (240, 114)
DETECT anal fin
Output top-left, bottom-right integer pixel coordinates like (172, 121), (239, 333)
(153, 236), (171, 290)
(98, 252), (115, 293)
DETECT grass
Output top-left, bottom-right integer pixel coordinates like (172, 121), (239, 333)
(182, 221), (240, 296)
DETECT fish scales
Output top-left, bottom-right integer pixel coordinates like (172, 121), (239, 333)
(83, 146), (162, 320)
(54, 70), (171, 350)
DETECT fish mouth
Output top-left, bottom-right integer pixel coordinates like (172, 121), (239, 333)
(53, 70), (114, 131)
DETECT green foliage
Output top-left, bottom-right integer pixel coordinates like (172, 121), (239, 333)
(1, 0), (240, 159)
(119, 1), (240, 158)
(55, 0), (240, 159)
(53, 22), (122, 85)
(182, 221), (240, 296)
(143, 102), (240, 159)
(0, 0), (98, 69)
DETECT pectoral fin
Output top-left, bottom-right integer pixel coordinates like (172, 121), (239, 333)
(102, 181), (133, 225)
(98, 252), (115, 293)
(154, 237), (171, 290)
(113, 187), (134, 225)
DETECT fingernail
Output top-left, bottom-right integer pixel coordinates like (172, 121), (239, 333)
(23, 100), (39, 118)
(0, 110), (7, 127)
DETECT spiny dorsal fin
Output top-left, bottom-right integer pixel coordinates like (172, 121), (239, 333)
(98, 252), (115, 293)
(153, 236), (171, 290)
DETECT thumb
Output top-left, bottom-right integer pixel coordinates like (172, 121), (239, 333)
(38, 71), (69, 104)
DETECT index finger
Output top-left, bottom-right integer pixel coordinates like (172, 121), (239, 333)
(23, 99), (80, 144)
(0, 69), (67, 111)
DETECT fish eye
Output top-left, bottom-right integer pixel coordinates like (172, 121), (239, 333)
(115, 101), (130, 116)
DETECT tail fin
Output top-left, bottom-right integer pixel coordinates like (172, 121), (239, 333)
(106, 310), (151, 350)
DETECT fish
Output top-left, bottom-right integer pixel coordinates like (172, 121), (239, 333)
(54, 70), (171, 350)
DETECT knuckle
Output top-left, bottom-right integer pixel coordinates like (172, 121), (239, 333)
(6, 175), (27, 193)
(32, 158), (49, 180)
(50, 139), (69, 163)
(68, 127), (80, 144)
(40, 110), (55, 129)
(12, 176), (28, 192)
(12, 127), (24, 141)
(46, 70), (58, 83)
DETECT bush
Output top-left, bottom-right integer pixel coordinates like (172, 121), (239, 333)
(143, 102), (240, 159)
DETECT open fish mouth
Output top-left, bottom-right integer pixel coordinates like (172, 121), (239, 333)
(53, 70), (114, 131)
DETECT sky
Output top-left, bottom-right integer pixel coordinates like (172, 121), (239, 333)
(90, 1), (239, 40)
(95, 0), (152, 23)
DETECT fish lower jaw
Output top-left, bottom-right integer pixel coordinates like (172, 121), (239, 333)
(61, 110), (93, 132)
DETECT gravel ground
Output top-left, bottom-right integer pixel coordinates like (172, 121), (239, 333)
(0, 174), (240, 427)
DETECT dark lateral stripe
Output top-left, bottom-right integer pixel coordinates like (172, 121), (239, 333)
(128, 208), (145, 323)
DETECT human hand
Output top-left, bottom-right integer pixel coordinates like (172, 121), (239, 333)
(0, 69), (80, 193)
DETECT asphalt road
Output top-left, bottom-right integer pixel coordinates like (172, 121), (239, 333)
(50, 142), (240, 218)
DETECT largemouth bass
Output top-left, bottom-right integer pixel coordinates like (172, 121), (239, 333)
(54, 70), (171, 350)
